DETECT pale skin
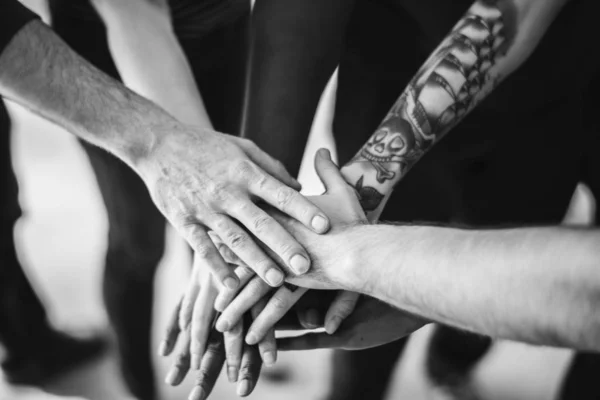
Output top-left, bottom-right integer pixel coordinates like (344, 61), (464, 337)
(168, 0), (571, 395)
(0, 13), (330, 395)
(213, 150), (600, 353)
(208, 0), (570, 348)
(88, 0), (277, 389)
(269, 183), (600, 352)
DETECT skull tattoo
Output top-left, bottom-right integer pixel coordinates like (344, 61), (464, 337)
(358, 117), (421, 183)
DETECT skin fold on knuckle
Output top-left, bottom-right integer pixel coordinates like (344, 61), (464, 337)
(270, 295), (288, 312)
(276, 186), (297, 209)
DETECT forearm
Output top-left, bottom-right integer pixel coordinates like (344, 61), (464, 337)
(243, 0), (355, 176)
(92, 0), (212, 128)
(339, 0), (568, 219)
(0, 20), (175, 167)
(350, 225), (600, 350)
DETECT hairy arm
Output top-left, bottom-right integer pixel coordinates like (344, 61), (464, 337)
(0, 20), (169, 164)
(346, 225), (600, 351)
(339, 0), (568, 218)
(91, 0), (212, 127)
(243, 0), (355, 176)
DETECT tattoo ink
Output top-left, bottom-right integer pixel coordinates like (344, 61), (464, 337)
(342, 0), (511, 216)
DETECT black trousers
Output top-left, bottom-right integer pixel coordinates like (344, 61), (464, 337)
(324, 0), (600, 399)
(0, 2), (249, 399)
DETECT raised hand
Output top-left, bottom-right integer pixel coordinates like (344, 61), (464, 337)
(137, 129), (331, 288)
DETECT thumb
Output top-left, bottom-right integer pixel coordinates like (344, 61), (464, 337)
(314, 148), (346, 192)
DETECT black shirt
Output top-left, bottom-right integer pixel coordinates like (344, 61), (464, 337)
(0, 1), (40, 56)
(388, 0), (600, 112)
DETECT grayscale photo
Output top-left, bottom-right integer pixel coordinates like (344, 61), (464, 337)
(0, 0), (598, 399)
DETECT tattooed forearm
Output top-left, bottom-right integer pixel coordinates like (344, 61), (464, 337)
(341, 0), (517, 216)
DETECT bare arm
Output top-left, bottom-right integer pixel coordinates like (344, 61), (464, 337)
(339, 0), (569, 219)
(91, 0), (212, 127)
(349, 225), (600, 351)
(0, 19), (330, 288)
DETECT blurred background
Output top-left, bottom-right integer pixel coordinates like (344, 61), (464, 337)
(0, 1), (596, 400)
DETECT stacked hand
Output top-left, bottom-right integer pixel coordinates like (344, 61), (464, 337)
(158, 149), (428, 399)
(137, 127), (332, 289)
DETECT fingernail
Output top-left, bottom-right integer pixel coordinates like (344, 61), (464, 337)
(266, 268), (284, 286)
(325, 316), (342, 334)
(216, 318), (230, 332)
(263, 351), (276, 367)
(227, 366), (238, 383)
(305, 309), (319, 328)
(165, 368), (179, 386)
(311, 215), (329, 233)
(237, 379), (252, 397)
(245, 332), (258, 345)
(158, 341), (168, 356)
(223, 247), (236, 261)
(289, 254), (309, 275)
(223, 277), (238, 290)
(318, 148), (331, 159)
(189, 386), (206, 400)
(191, 354), (201, 370)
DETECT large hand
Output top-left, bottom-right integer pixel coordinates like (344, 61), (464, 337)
(277, 296), (428, 351)
(136, 127), (331, 288)
(214, 149), (367, 346)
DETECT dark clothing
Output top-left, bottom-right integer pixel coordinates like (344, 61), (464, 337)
(1, 1), (249, 399)
(0, 0), (39, 55)
(327, 0), (600, 399)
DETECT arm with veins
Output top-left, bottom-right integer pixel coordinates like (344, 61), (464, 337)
(216, 0), (572, 341)
(340, 0), (567, 219)
(91, 0), (212, 127)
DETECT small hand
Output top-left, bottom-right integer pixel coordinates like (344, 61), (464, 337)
(137, 127), (331, 288)
(277, 297), (428, 351)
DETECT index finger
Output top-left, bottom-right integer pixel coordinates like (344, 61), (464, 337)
(247, 166), (330, 234)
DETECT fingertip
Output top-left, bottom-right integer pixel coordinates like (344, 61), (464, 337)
(165, 368), (179, 386)
(237, 379), (252, 397)
(188, 386), (206, 400)
(310, 214), (330, 233)
(265, 268), (285, 287)
(158, 341), (169, 357)
(245, 332), (259, 346)
(262, 351), (276, 367)
(325, 316), (342, 335)
(215, 318), (230, 333)
(223, 276), (239, 290)
(317, 148), (331, 160)
(289, 253), (310, 275)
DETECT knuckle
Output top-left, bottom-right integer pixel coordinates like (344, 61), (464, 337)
(270, 294), (288, 311)
(194, 371), (212, 388)
(276, 186), (297, 208)
(233, 159), (256, 180)
(195, 243), (215, 259)
(252, 215), (272, 233)
(205, 181), (229, 200)
(212, 216), (230, 232)
(226, 231), (249, 250)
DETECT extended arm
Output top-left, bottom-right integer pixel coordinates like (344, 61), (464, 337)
(340, 0), (568, 219)
(91, 0), (212, 127)
(347, 225), (600, 351)
(0, 14), (330, 288)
